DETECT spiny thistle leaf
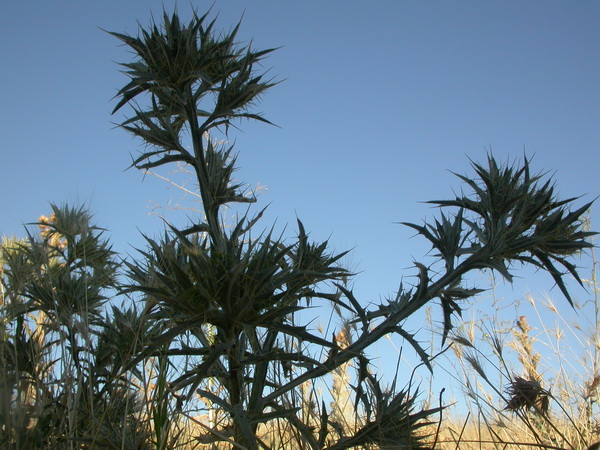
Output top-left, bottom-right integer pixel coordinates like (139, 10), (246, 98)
(427, 155), (596, 307)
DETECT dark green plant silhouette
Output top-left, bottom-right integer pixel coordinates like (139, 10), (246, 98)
(106, 9), (595, 449)
(0, 8), (595, 449)
(1, 207), (151, 448)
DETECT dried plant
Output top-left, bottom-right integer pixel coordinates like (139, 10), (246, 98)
(504, 376), (550, 415)
(444, 240), (600, 450)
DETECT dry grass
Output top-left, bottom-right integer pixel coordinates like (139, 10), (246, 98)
(434, 226), (600, 450)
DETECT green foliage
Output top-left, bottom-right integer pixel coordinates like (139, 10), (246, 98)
(0, 7), (595, 449)
(1, 209), (150, 448)
(404, 155), (595, 339)
(427, 156), (594, 304)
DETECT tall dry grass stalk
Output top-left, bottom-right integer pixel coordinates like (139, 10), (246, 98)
(438, 225), (599, 449)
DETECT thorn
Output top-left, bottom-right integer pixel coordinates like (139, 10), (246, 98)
(414, 262), (430, 300)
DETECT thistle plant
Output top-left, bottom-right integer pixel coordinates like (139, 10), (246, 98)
(0, 207), (153, 448)
(104, 9), (597, 449)
(0, 7), (595, 449)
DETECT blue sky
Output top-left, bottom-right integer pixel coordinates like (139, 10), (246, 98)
(2, 0), (599, 404)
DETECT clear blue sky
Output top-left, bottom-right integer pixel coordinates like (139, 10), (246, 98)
(1, 0), (599, 404)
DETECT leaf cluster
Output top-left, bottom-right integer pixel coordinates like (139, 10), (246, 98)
(2, 204), (118, 324)
(109, 10), (276, 172)
(1, 210), (151, 448)
(403, 155), (596, 339)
